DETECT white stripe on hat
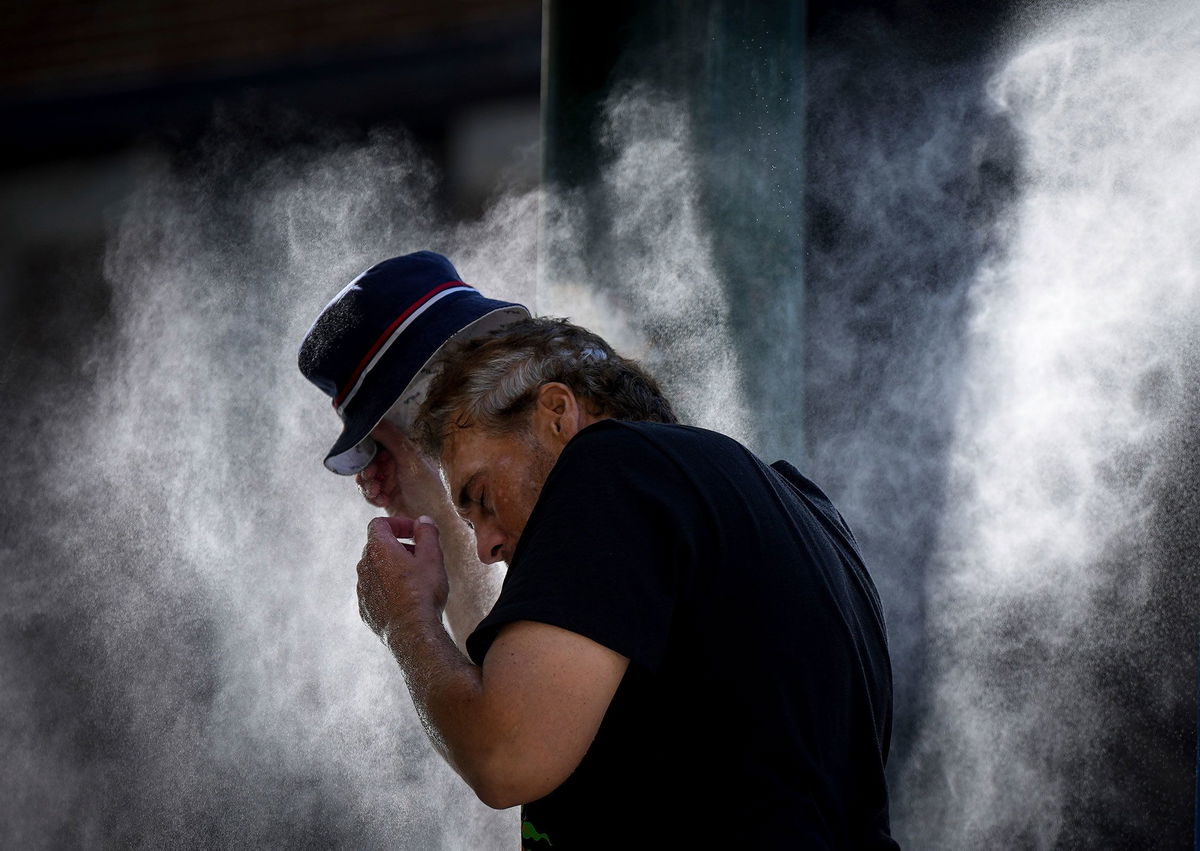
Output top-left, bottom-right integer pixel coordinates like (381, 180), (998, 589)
(335, 285), (474, 416)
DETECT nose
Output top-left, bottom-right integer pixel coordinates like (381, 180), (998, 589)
(473, 521), (508, 565)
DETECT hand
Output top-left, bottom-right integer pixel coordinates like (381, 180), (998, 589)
(355, 419), (448, 518)
(357, 515), (448, 642)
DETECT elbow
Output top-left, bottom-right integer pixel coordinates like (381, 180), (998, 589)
(467, 755), (565, 811)
(466, 762), (523, 810)
(453, 746), (521, 810)
(474, 779), (523, 811)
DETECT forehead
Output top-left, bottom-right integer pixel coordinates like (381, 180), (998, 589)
(441, 426), (520, 486)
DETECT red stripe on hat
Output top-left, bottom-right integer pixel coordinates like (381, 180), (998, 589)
(333, 280), (470, 409)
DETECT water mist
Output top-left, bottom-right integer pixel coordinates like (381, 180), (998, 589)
(4, 2), (1200, 847)
(0, 98), (741, 848)
(806, 2), (1200, 846)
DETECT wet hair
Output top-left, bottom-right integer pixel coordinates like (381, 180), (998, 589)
(412, 316), (677, 458)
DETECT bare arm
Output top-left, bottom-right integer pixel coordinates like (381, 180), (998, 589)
(357, 516), (629, 808)
(356, 420), (501, 653)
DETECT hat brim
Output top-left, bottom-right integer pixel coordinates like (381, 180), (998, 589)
(323, 302), (530, 475)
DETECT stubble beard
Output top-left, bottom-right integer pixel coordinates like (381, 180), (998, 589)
(514, 426), (561, 537)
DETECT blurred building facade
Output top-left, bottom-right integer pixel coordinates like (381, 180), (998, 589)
(0, 0), (541, 368)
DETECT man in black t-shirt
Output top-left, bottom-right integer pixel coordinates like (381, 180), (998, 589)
(352, 316), (900, 849)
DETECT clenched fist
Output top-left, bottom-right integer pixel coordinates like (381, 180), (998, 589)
(356, 514), (448, 642)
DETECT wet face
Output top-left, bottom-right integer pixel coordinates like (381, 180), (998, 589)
(442, 423), (558, 565)
(440, 382), (605, 565)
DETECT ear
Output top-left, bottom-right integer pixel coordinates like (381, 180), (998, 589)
(532, 382), (582, 447)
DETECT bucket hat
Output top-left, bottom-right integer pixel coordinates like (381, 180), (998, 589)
(298, 250), (530, 474)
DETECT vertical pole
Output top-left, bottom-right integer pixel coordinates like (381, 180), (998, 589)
(541, 0), (807, 463)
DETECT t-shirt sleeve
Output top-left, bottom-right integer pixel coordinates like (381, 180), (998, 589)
(465, 421), (692, 672)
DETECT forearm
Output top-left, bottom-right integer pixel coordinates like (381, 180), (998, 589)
(384, 606), (502, 802)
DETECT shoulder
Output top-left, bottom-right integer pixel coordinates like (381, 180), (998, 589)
(563, 418), (741, 459)
(539, 420), (752, 516)
(542, 420), (674, 492)
(554, 418), (669, 467)
(568, 417), (668, 444)
(564, 419), (759, 478)
(534, 419), (716, 516)
(550, 419), (710, 480)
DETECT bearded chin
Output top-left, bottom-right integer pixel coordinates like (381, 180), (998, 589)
(514, 424), (562, 536)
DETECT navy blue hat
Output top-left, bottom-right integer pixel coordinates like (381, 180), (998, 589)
(298, 251), (529, 474)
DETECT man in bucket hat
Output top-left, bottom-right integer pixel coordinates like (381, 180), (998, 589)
(299, 253), (900, 850)
(298, 250), (529, 650)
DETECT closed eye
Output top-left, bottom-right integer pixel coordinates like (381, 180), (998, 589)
(454, 502), (477, 531)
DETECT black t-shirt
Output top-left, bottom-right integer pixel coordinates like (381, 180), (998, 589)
(466, 419), (899, 850)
